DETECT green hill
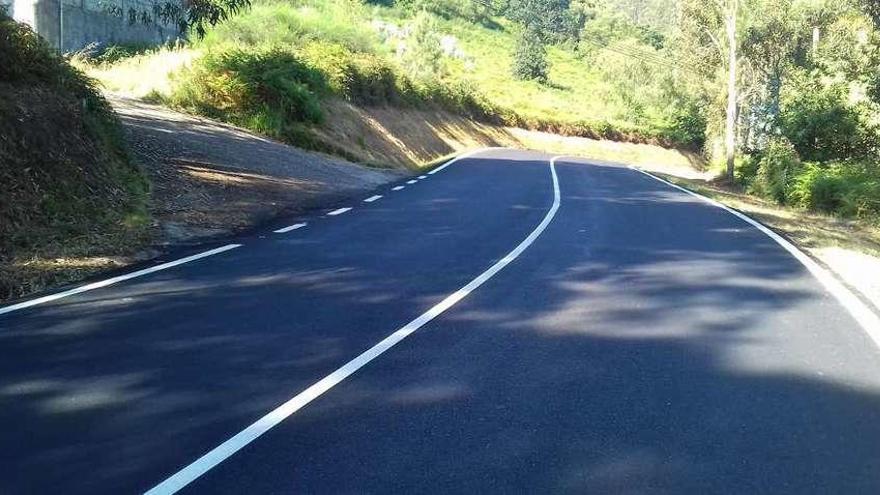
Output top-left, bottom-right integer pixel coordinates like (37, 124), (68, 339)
(84, 0), (697, 150)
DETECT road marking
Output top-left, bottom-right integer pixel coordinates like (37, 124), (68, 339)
(273, 223), (307, 234)
(363, 195), (383, 203)
(392, 186), (405, 191)
(0, 244), (243, 317)
(327, 208), (352, 216)
(406, 180), (418, 185)
(144, 155), (564, 495)
(632, 167), (880, 350)
(427, 147), (506, 175)
(418, 175), (427, 179)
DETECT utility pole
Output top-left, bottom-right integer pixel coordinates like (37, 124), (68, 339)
(724, 0), (737, 181)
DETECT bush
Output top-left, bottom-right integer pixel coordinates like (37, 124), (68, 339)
(1, 14), (149, 298)
(298, 41), (404, 105)
(512, 27), (548, 83)
(399, 11), (447, 81)
(200, 1), (380, 53)
(780, 77), (875, 162)
(734, 154), (760, 185)
(749, 137), (800, 204)
(790, 163), (880, 219)
(170, 47), (325, 139)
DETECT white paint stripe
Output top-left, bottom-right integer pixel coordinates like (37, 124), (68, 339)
(144, 155), (564, 495)
(363, 195), (383, 203)
(406, 180), (418, 185)
(427, 147), (506, 175)
(632, 167), (880, 349)
(392, 186), (405, 191)
(273, 223), (307, 234)
(327, 208), (352, 216)
(0, 244), (242, 317)
(418, 175), (428, 179)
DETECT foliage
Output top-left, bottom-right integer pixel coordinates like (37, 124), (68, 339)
(504, 0), (580, 42)
(789, 163), (880, 219)
(399, 11), (447, 80)
(0, 14), (149, 299)
(169, 47), (325, 142)
(780, 75), (876, 162)
(200, 0), (379, 52)
(748, 136), (800, 204)
(512, 26), (548, 82)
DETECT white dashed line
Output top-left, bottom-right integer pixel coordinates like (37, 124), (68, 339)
(273, 223), (307, 234)
(392, 186), (405, 191)
(143, 155), (563, 495)
(0, 244), (243, 317)
(418, 175), (427, 179)
(363, 195), (383, 203)
(327, 208), (352, 216)
(406, 180), (418, 185)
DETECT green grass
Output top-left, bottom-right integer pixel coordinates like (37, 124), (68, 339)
(82, 0), (700, 149)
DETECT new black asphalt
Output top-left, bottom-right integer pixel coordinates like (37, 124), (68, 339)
(2, 149), (880, 494)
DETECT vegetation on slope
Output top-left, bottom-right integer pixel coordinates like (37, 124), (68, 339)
(81, 0), (880, 225)
(0, 14), (149, 300)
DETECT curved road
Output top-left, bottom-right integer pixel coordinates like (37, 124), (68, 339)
(2, 149), (880, 494)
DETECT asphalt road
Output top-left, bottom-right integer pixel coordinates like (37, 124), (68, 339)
(3, 149), (880, 494)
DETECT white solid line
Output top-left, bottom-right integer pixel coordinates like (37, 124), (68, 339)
(427, 147), (506, 175)
(144, 155), (564, 495)
(273, 223), (307, 234)
(327, 207), (352, 216)
(631, 167), (880, 349)
(392, 186), (405, 191)
(406, 180), (418, 185)
(363, 195), (383, 203)
(0, 244), (243, 317)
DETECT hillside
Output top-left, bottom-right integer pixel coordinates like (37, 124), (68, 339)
(0, 14), (149, 300)
(80, 0), (695, 155)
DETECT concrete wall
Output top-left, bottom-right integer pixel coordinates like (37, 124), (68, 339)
(13, 0), (180, 52)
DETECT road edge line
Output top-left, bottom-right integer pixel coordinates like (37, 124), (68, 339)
(143, 155), (564, 495)
(0, 244), (243, 317)
(631, 166), (880, 350)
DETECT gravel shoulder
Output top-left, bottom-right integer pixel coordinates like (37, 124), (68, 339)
(112, 96), (404, 245)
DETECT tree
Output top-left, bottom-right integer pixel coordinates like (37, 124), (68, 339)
(108, 0), (252, 39)
(513, 25), (549, 82)
(400, 11), (447, 80)
(676, 0), (743, 179)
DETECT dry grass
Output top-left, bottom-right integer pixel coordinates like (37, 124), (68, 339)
(313, 100), (701, 172)
(74, 47), (199, 99)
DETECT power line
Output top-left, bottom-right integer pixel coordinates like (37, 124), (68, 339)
(578, 33), (711, 76)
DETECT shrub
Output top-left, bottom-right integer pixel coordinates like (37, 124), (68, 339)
(790, 163), (880, 219)
(749, 136), (800, 204)
(734, 154), (760, 185)
(780, 77), (874, 162)
(512, 27), (548, 83)
(399, 11), (447, 81)
(1, 14), (149, 298)
(170, 47), (325, 137)
(297, 41), (399, 105)
(200, 1), (380, 53)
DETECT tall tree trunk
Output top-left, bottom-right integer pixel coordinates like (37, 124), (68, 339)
(724, 0), (737, 181)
